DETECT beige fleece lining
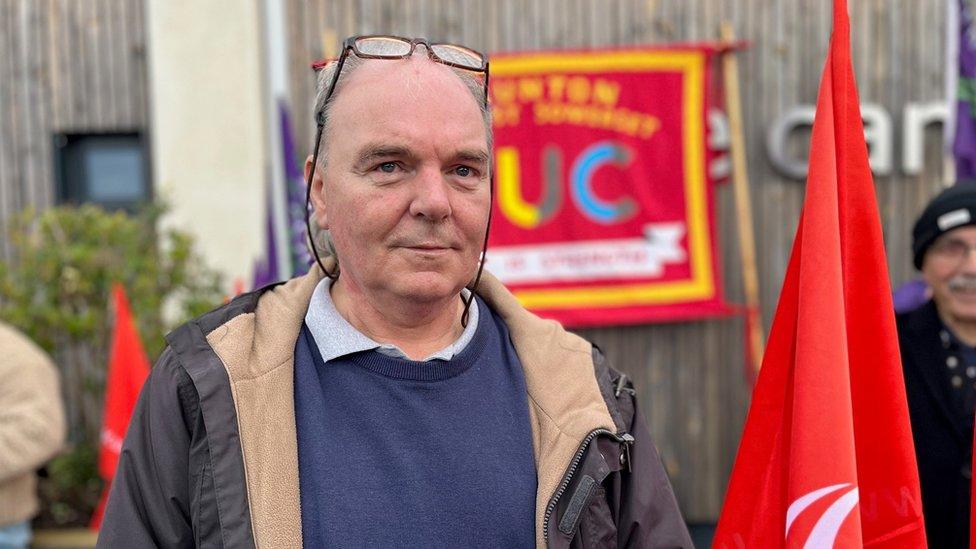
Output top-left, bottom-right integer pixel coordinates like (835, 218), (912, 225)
(207, 267), (322, 548)
(207, 261), (615, 549)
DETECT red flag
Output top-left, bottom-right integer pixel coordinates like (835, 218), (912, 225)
(90, 283), (150, 529)
(714, 1), (926, 547)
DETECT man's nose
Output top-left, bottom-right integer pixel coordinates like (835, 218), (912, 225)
(409, 167), (452, 221)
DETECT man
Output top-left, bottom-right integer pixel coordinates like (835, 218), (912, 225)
(0, 321), (66, 549)
(98, 36), (691, 548)
(899, 183), (976, 548)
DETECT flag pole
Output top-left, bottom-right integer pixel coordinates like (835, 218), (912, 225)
(720, 21), (765, 377)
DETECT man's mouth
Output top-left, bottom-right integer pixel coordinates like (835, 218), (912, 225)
(401, 243), (454, 254)
(951, 287), (976, 296)
(395, 238), (456, 250)
(949, 280), (976, 299)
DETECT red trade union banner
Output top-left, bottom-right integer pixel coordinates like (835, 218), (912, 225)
(486, 46), (728, 327)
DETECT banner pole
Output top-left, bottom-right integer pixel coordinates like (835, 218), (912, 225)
(720, 21), (765, 377)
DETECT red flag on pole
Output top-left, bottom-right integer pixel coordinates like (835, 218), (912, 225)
(90, 283), (150, 529)
(713, 1), (927, 547)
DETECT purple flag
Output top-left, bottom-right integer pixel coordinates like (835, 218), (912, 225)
(892, 278), (931, 314)
(251, 184), (281, 289)
(251, 102), (314, 289)
(954, 0), (976, 179)
(280, 102), (314, 275)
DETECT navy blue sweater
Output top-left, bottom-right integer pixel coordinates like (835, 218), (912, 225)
(293, 299), (537, 548)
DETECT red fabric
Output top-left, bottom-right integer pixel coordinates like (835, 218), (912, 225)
(713, 1), (926, 547)
(486, 45), (727, 327)
(91, 284), (150, 529)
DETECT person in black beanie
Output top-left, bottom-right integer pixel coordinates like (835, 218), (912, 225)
(899, 182), (976, 548)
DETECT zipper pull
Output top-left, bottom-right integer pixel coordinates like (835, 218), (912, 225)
(619, 433), (635, 473)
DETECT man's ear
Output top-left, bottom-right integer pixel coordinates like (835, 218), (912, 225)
(305, 154), (329, 230)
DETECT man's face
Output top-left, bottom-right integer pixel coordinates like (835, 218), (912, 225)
(310, 56), (490, 305)
(922, 225), (976, 323)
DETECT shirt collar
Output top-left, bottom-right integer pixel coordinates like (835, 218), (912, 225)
(303, 277), (479, 363)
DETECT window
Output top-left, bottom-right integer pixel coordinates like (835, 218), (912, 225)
(54, 133), (149, 211)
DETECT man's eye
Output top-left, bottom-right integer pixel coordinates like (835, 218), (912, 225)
(378, 162), (398, 173)
(454, 166), (474, 177)
(934, 240), (970, 258)
(946, 241), (969, 255)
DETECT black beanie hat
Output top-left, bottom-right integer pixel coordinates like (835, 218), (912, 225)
(912, 182), (976, 269)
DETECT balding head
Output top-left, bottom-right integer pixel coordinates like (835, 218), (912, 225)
(303, 49), (492, 312)
(307, 51), (491, 260)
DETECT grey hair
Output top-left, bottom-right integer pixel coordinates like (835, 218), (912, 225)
(307, 46), (493, 262)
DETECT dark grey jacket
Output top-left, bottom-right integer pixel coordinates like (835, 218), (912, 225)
(897, 301), (971, 548)
(97, 267), (692, 548)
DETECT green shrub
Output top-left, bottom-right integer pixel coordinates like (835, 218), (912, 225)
(0, 203), (225, 527)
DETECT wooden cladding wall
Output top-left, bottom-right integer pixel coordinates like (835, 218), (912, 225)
(0, 0), (148, 256)
(285, 0), (948, 521)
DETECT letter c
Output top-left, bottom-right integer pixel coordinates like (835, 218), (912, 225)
(570, 141), (637, 224)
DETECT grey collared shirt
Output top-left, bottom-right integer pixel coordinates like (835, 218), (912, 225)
(304, 278), (479, 363)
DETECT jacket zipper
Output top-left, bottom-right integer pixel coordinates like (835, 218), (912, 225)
(542, 428), (635, 543)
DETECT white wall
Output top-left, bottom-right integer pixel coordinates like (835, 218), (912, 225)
(146, 0), (267, 289)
